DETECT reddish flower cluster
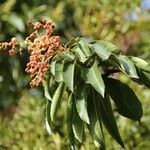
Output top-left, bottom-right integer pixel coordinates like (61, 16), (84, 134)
(0, 37), (18, 56)
(0, 20), (64, 87)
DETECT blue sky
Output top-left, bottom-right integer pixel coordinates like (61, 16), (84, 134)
(141, 0), (150, 10)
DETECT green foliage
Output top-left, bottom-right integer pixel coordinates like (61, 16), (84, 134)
(104, 78), (143, 120)
(95, 91), (124, 147)
(43, 37), (150, 149)
(0, 0), (150, 149)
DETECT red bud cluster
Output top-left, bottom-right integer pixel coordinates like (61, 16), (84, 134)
(0, 37), (18, 56)
(0, 20), (64, 87)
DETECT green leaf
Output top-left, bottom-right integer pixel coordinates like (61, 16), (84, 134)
(72, 46), (87, 63)
(50, 60), (56, 76)
(89, 40), (120, 60)
(49, 76), (59, 96)
(119, 55), (139, 78)
(82, 59), (105, 97)
(106, 54), (121, 68)
(50, 82), (65, 122)
(8, 14), (25, 32)
(55, 61), (64, 82)
(104, 77), (143, 121)
(72, 101), (84, 143)
(43, 76), (52, 101)
(87, 88), (106, 149)
(62, 51), (75, 62)
(66, 93), (76, 149)
(75, 84), (90, 124)
(46, 100), (52, 135)
(95, 91), (124, 148)
(83, 54), (95, 68)
(78, 38), (91, 57)
(66, 38), (77, 49)
(132, 68), (150, 88)
(63, 62), (75, 92)
(130, 56), (150, 73)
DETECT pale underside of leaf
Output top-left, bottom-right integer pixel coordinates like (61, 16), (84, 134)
(119, 55), (139, 78)
(130, 56), (150, 73)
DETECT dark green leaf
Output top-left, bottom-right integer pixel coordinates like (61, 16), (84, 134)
(95, 91), (124, 148)
(83, 54), (95, 68)
(104, 77), (143, 121)
(75, 84), (90, 124)
(63, 62), (75, 92)
(87, 88), (106, 149)
(50, 82), (65, 122)
(82, 59), (105, 97)
(72, 100), (84, 143)
(132, 68), (150, 88)
(49, 76), (59, 96)
(90, 40), (120, 60)
(66, 93), (76, 149)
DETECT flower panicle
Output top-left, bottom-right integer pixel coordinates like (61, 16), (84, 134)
(0, 20), (64, 87)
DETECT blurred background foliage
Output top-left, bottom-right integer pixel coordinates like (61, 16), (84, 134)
(0, 0), (150, 149)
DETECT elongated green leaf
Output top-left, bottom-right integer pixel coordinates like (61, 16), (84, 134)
(46, 100), (52, 135)
(83, 54), (95, 68)
(66, 38), (77, 49)
(75, 84), (90, 124)
(66, 93), (76, 149)
(50, 82), (65, 122)
(106, 54), (121, 68)
(119, 55), (139, 78)
(62, 51), (75, 62)
(43, 76), (52, 101)
(72, 101), (84, 143)
(89, 40), (120, 60)
(87, 88), (105, 149)
(104, 77), (143, 120)
(55, 61), (64, 82)
(63, 62), (75, 92)
(50, 60), (56, 76)
(130, 56), (150, 73)
(82, 59), (105, 97)
(132, 68), (150, 88)
(72, 46), (87, 63)
(8, 14), (25, 32)
(78, 38), (91, 57)
(95, 91), (124, 148)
